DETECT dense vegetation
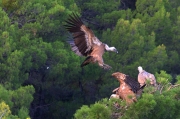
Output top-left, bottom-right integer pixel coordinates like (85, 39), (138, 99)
(0, 0), (180, 118)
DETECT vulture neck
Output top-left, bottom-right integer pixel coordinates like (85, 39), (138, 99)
(105, 44), (114, 52)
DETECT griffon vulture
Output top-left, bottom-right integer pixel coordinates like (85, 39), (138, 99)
(138, 66), (157, 87)
(111, 72), (146, 104)
(64, 13), (118, 70)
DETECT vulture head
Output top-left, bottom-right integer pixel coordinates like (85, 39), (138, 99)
(105, 44), (118, 53)
(138, 66), (143, 73)
(112, 72), (126, 81)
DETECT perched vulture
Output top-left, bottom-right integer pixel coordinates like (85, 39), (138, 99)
(138, 66), (157, 86)
(111, 72), (146, 104)
(64, 13), (118, 70)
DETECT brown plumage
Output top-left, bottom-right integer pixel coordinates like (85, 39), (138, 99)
(64, 13), (118, 70)
(112, 72), (145, 105)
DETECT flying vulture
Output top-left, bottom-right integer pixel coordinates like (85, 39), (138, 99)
(138, 66), (157, 87)
(64, 13), (118, 70)
(111, 72), (146, 104)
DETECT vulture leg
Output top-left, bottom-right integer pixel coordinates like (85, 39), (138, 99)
(81, 56), (94, 67)
(98, 61), (112, 70)
(102, 64), (112, 70)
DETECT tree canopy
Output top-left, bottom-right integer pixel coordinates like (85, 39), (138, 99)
(0, 0), (180, 118)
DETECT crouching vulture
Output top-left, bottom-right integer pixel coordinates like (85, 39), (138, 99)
(64, 13), (118, 70)
(138, 66), (157, 87)
(111, 72), (146, 105)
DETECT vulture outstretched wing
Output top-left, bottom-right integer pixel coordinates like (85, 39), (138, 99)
(124, 75), (142, 93)
(64, 13), (102, 56)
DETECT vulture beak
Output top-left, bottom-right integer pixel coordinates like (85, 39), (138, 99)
(114, 49), (118, 53)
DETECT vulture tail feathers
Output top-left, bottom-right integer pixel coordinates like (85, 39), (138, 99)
(136, 84), (146, 97)
(81, 56), (94, 67)
(140, 84), (146, 89)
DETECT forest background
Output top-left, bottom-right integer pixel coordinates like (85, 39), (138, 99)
(0, 0), (180, 119)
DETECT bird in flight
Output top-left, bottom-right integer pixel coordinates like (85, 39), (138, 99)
(64, 13), (118, 70)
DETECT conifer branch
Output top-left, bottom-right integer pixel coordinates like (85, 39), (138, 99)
(167, 84), (180, 90)
(160, 86), (164, 94)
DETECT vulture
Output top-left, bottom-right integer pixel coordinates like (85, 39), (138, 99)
(138, 66), (157, 87)
(111, 72), (146, 104)
(64, 13), (118, 70)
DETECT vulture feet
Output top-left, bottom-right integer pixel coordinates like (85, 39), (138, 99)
(102, 64), (112, 70)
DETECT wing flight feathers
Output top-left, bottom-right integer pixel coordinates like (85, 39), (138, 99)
(64, 13), (94, 56)
(125, 75), (141, 93)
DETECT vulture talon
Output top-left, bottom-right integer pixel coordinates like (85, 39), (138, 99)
(103, 64), (112, 70)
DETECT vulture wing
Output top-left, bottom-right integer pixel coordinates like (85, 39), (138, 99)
(124, 75), (141, 93)
(64, 13), (102, 56)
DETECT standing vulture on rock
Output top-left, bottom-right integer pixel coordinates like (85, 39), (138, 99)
(64, 13), (118, 70)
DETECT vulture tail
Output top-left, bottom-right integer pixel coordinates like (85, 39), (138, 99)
(136, 84), (146, 97)
(81, 56), (94, 67)
(140, 84), (146, 89)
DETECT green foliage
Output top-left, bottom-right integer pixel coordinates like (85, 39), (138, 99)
(0, 101), (11, 119)
(74, 105), (91, 119)
(76, 0), (123, 30)
(155, 70), (173, 93)
(176, 75), (180, 84)
(18, 107), (30, 119)
(12, 85), (35, 112)
(102, 18), (167, 77)
(74, 102), (111, 119)
(122, 94), (157, 119)
(0, 85), (13, 107)
(135, 0), (180, 74)
(0, 85), (35, 118)
(121, 88), (180, 119)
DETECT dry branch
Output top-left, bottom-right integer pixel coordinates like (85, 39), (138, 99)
(168, 84), (180, 90)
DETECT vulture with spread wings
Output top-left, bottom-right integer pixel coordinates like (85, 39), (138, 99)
(64, 13), (118, 70)
(111, 72), (146, 104)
